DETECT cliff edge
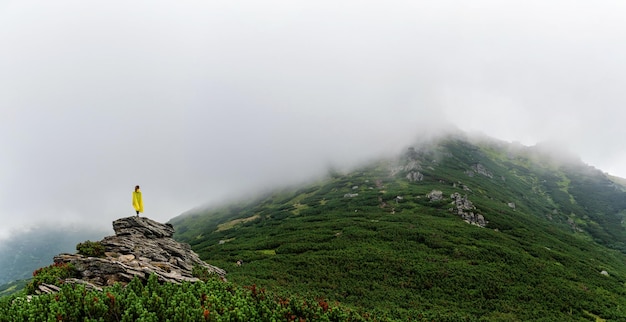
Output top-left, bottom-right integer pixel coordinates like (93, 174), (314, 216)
(38, 216), (225, 293)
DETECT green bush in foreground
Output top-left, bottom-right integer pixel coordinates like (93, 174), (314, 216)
(26, 262), (78, 295)
(192, 264), (215, 283)
(0, 274), (368, 322)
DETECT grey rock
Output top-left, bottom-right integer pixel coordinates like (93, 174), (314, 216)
(112, 216), (174, 238)
(473, 163), (494, 178)
(52, 216), (226, 289)
(406, 171), (424, 182)
(64, 278), (103, 291)
(467, 163), (493, 178)
(389, 159), (423, 178)
(427, 190), (443, 201)
(403, 160), (422, 172)
(450, 193), (488, 227)
(36, 283), (60, 294)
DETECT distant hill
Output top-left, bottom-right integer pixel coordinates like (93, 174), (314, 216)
(0, 226), (109, 286)
(170, 133), (626, 320)
(0, 279), (27, 298)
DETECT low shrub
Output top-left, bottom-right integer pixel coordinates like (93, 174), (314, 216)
(2, 275), (367, 321)
(26, 262), (78, 294)
(191, 264), (216, 282)
(76, 240), (105, 257)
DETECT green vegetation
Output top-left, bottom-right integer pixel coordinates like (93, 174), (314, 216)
(26, 262), (78, 295)
(0, 274), (366, 321)
(192, 264), (216, 282)
(4, 135), (626, 320)
(76, 240), (106, 258)
(170, 136), (626, 320)
(0, 280), (27, 298)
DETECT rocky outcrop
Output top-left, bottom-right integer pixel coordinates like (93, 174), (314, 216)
(390, 153), (424, 179)
(466, 163), (494, 178)
(406, 171), (424, 182)
(567, 217), (584, 233)
(403, 160), (422, 172)
(450, 193), (487, 227)
(427, 190), (443, 202)
(43, 217), (225, 293)
(452, 182), (472, 192)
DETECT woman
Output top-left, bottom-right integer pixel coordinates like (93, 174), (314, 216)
(132, 185), (143, 216)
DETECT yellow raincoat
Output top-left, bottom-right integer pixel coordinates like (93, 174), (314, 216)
(132, 189), (144, 213)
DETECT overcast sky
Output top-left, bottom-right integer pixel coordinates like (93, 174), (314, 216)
(1, 1), (626, 240)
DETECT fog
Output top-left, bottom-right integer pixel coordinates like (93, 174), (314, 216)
(2, 1), (626, 239)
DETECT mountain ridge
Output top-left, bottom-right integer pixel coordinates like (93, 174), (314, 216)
(0, 226), (109, 286)
(169, 133), (626, 320)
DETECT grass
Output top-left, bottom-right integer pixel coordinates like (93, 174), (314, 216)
(216, 214), (261, 232)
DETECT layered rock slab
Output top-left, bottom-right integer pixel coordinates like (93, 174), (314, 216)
(50, 216), (225, 291)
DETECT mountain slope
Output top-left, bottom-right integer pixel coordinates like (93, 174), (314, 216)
(0, 226), (109, 286)
(170, 134), (626, 320)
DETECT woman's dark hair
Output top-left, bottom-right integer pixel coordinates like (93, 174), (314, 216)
(135, 185), (140, 191)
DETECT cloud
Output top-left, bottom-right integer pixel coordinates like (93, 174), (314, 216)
(1, 1), (626, 239)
